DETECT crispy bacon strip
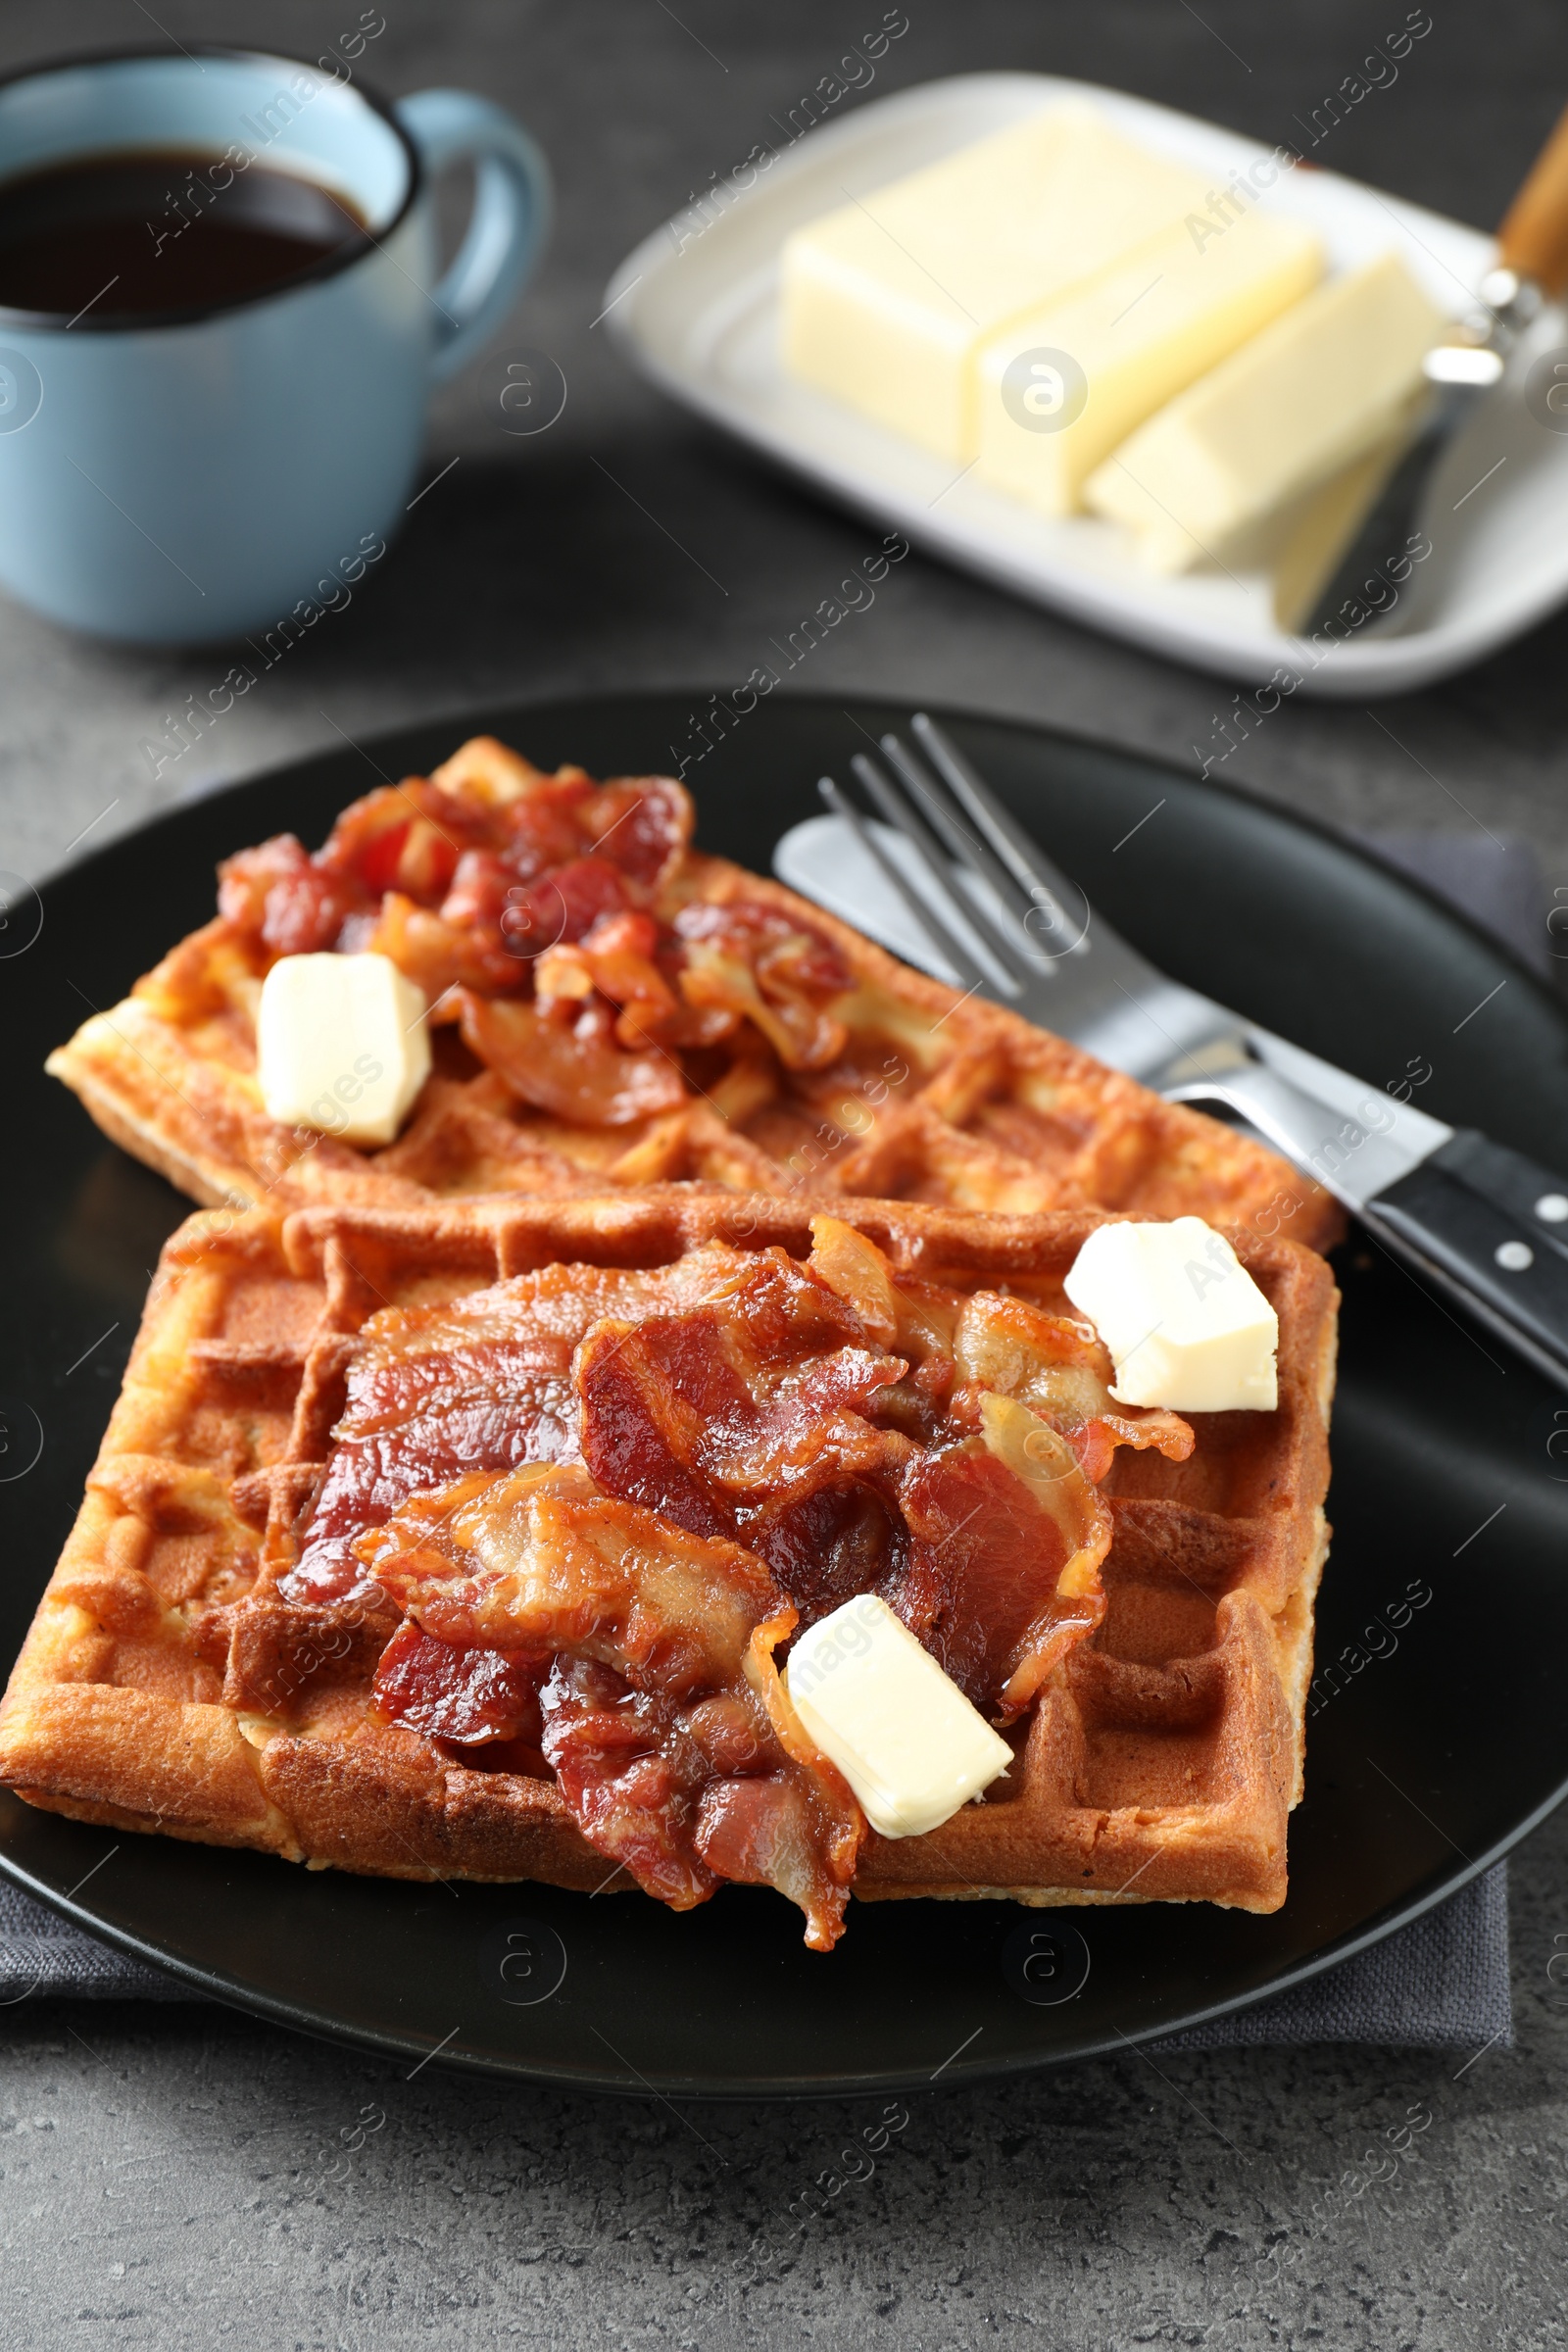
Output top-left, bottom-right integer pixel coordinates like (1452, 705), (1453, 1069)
(279, 1267), (672, 1604)
(285, 1251), (771, 1604)
(673, 901), (852, 1070)
(804, 1214), (901, 1348)
(360, 1462), (863, 1947)
(575, 1245), (912, 1556)
(954, 1292), (1194, 1484)
(884, 1442), (1099, 1718)
(455, 989), (688, 1126)
(536, 909), (675, 1037)
(366, 889), (520, 997)
(575, 1226), (1112, 1716)
(577, 775), (691, 891)
(214, 748), (887, 1130)
(218, 755), (693, 991)
(373, 1618), (546, 1759)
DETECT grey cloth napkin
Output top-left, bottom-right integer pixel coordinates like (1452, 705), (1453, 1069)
(1152, 1865), (1512, 2050)
(1349, 828), (1553, 977)
(0, 830), (1536, 2046)
(0, 1880), (187, 2002)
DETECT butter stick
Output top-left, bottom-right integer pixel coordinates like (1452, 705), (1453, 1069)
(781, 104), (1210, 464)
(1083, 253), (1447, 572)
(975, 210), (1323, 516)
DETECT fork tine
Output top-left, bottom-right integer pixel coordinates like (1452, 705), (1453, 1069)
(816, 775), (990, 998)
(851, 753), (1024, 992)
(850, 751), (1025, 995)
(877, 730), (1045, 971)
(910, 711), (1090, 961)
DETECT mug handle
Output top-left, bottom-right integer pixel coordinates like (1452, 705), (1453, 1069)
(393, 88), (553, 381)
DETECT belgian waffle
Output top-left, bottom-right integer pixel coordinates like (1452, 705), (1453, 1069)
(0, 1191), (1337, 1920)
(46, 736), (1341, 1249)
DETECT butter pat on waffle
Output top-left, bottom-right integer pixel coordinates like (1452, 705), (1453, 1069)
(0, 1191), (1337, 1942)
(46, 734), (1341, 1246)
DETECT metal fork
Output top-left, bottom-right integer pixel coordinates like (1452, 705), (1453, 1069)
(817, 713), (1323, 1096)
(799, 714), (1568, 1391)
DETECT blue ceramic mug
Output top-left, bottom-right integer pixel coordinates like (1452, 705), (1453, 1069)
(0, 43), (550, 643)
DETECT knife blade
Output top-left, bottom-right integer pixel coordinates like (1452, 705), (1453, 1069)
(1300, 95), (1568, 639)
(1298, 293), (1521, 639)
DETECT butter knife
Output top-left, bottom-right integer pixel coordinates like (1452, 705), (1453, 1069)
(1302, 96), (1568, 637)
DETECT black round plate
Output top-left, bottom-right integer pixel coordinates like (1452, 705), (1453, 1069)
(4, 691), (1567, 2099)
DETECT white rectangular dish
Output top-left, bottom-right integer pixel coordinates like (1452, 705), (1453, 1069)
(604, 72), (1568, 698)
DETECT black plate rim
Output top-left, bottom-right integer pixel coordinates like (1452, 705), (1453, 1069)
(0, 1777), (1554, 2103)
(3, 681), (1562, 2098)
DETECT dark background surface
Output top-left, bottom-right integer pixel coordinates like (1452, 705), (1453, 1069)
(2, 3), (1568, 2345)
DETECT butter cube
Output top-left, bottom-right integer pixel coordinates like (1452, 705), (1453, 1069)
(1063, 1217), (1278, 1411)
(786, 1592), (1012, 1838)
(1083, 253), (1446, 571)
(256, 952), (430, 1146)
(781, 105), (1211, 463)
(976, 210), (1322, 515)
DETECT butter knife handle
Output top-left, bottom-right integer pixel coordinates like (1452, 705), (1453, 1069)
(1364, 1130), (1568, 1391)
(1498, 98), (1568, 297)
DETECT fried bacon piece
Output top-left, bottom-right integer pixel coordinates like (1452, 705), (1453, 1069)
(282, 1282), (599, 1605)
(214, 746), (872, 1131)
(574, 1217), (1114, 1714)
(889, 1396), (1110, 1716)
(373, 1619), (547, 1761)
(218, 833), (358, 958)
(217, 760), (693, 989)
(673, 900), (852, 1070)
(534, 909), (692, 1053)
(360, 1462), (863, 1948)
(492, 856), (631, 956)
(574, 1242), (912, 1550)
(455, 989), (688, 1126)
(952, 1291), (1195, 1483)
(360, 889), (516, 997)
(283, 1250), (773, 1604)
(577, 775), (691, 892)
(318, 779), (465, 903)
(280, 1221), (1201, 1940)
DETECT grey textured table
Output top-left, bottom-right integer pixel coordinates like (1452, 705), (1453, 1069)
(4, 4), (1568, 2345)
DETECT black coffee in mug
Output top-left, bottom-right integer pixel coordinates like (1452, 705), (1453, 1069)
(0, 147), (367, 318)
(0, 44), (546, 641)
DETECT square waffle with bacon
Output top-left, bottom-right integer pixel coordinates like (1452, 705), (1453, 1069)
(0, 1190), (1336, 1946)
(46, 734), (1339, 1247)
